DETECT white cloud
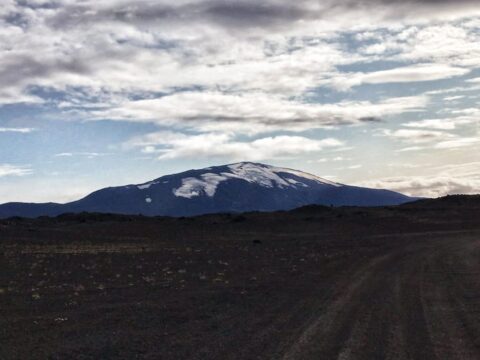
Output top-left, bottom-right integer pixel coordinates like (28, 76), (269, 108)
(467, 77), (480, 83)
(328, 64), (470, 91)
(403, 116), (476, 130)
(0, 164), (32, 177)
(361, 64), (469, 84)
(54, 152), (109, 158)
(434, 137), (480, 149)
(358, 162), (480, 197)
(403, 119), (457, 130)
(450, 108), (480, 115)
(0, 1), (477, 111)
(372, 23), (480, 68)
(444, 95), (465, 101)
(381, 127), (480, 150)
(93, 92), (428, 134)
(397, 146), (425, 152)
(126, 131), (343, 161)
(0, 127), (36, 133)
(380, 129), (455, 144)
(338, 164), (362, 170)
(360, 176), (480, 197)
(311, 156), (350, 163)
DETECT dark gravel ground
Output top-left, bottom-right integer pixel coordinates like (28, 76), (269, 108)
(1, 196), (480, 359)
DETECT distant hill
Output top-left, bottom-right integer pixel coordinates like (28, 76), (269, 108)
(400, 194), (480, 209)
(0, 162), (416, 218)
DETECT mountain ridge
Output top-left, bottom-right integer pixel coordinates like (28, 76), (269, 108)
(0, 162), (416, 218)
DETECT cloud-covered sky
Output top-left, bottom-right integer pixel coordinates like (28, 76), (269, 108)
(1, 0), (479, 202)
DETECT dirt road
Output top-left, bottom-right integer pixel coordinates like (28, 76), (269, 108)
(2, 206), (480, 359)
(280, 231), (480, 360)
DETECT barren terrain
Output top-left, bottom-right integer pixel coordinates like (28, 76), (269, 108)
(2, 196), (480, 359)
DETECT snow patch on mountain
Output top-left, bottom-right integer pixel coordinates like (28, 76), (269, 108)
(286, 178), (308, 187)
(172, 162), (339, 199)
(173, 173), (228, 198)
(227, 163), (290, 188)
(138, 181), (160, 190)
(271, 167), (341, 186)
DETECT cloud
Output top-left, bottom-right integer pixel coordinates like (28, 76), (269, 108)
(54, 152), (110, 158)
(381, 127), (480, 150)
(397, 146), (425, 152)
(360, 176), (480, 197)
(338, 164), (363, 170)
(0, 127), (36, 133)
(403, 115), (476, 130)
(359, 64), (469, 83)
(403, 119), (457, 130)
(1, 0), (478, 110)
(0, 164), (32, 177)
(366, 23), (480, 68)
(380, 129), (455, 144)
(126, 131), (343, 161)
(0, 88), (43, 105)
(466, 77), (480, 83)
(42, 1), (480, 34)
(311, 156), (350, 163)
(93, 92), (428, 134)
(328, 64), (470, 91)
(443, 95), (465, 101)
(434, 137), (480, 149)
(405, 25), (480, 67)
(358, 162), (480, 197)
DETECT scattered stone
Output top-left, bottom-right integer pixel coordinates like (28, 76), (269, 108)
(74, 284), (85, 292)
(143, 276), (155, 283)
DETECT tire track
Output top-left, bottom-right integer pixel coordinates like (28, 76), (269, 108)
(281, 234), (480, 360)
(281, 252), (398, 360)
(421, 237), (480, 359)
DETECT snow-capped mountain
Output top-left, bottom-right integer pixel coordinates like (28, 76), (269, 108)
(0, 162), (415, 218)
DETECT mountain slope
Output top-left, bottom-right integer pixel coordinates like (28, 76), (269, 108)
(0, 162), (415, 218)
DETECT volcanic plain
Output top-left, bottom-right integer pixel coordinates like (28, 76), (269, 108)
(2, 196), (480, 359)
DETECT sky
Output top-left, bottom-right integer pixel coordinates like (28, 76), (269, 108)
(0, 0), (480, 203)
